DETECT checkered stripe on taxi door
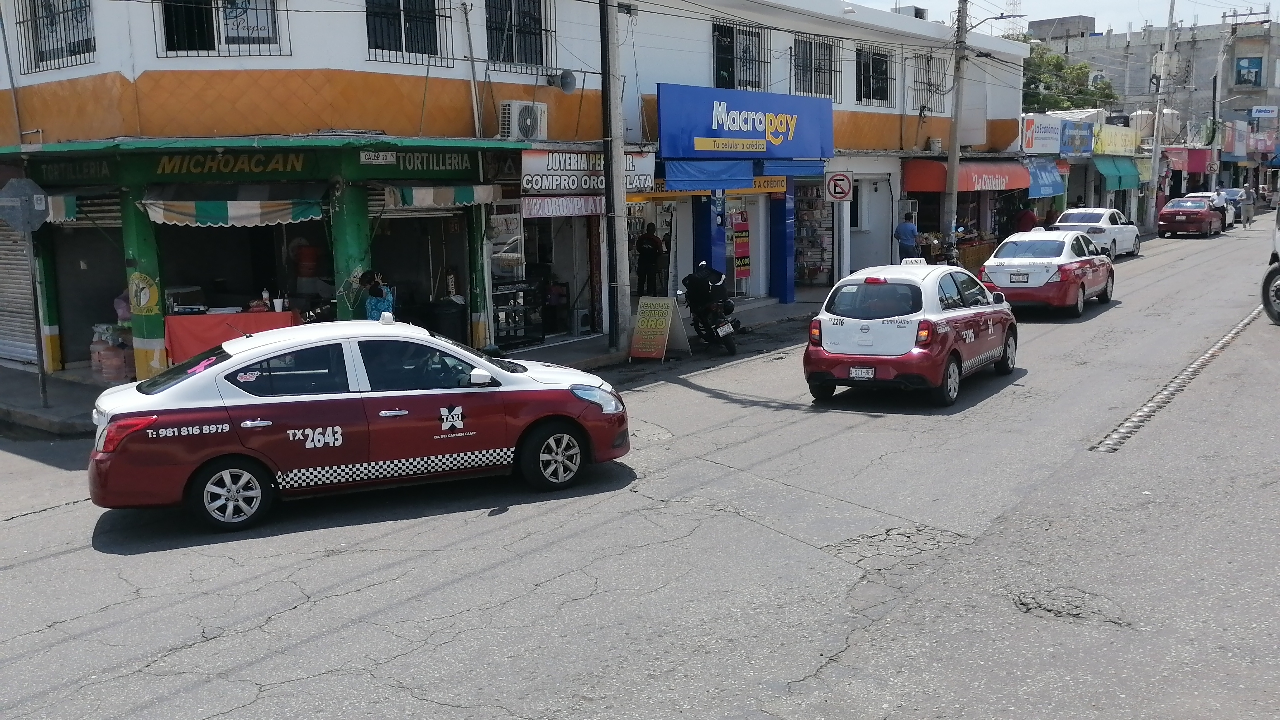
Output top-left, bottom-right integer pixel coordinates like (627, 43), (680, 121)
(276, 447), (516, 490)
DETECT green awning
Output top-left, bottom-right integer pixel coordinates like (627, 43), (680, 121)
(141, 184), (325, 227)
(48, 194), (76, 223)
(1112, 157), (1141, 190)
(1091, 156), (1120, 191)
(385, 184), (500, 209)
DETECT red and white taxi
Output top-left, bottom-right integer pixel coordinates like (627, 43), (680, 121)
(803, 261), (1017, 406)
(979, 231), (1114, 317)
(88, 316), (629, 530)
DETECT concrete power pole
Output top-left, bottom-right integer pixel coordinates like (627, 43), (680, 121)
(941, 0), (968, 265)
(599, 0), (630, 351)
(1148, 0), (1177, 230)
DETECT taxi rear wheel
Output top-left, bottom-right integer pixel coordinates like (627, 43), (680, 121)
(186, 458), (276, 531)
(929, 356), (961, 407)
(519, 422), (588, 491)
(1097, 274), (1114, 303)
(1067, 284), (1086, 318)
(809, 380), (836, 401)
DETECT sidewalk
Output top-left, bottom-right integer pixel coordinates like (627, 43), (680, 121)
(0, 363), (99, 436)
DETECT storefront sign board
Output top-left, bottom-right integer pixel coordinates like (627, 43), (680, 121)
(1021, 114), (1062, 154)
(1252, 106), (1279, 118)
(1060, 121), (1094, 158)
(657, 83), (833, 160)
(145, 151), (319, 181)
(29, 158), (118, 185)
(521, 151), (655, 194)
(521, 195), (605, 218)
(731, 211), (750, 279)
(646, 175), (786, 197)
(629, 296), (690, 360)
(1093, 125), (1137, 156)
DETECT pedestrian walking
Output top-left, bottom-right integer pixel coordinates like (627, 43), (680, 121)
(635, 223), (664, 297)
(894, 213), (920, 262)
(1210, 189), (1228, 229)
(1243, 186), (1256, 227)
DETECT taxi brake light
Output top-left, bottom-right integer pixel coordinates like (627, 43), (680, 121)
(863, 277), (887, 284)
(915, 319), (935, 347)
(1047, 267), (1063, 283)
(809, 318), (822, 346)
(100, 415), (158, 453)
(979, 267), (991, 282)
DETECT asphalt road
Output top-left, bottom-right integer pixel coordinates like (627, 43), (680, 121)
(2, 220), (1277, 719)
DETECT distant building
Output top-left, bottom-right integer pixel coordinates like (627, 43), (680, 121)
(1029, 16), (1096, 41)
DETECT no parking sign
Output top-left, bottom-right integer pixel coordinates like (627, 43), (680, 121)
(824, 172), (854, 202)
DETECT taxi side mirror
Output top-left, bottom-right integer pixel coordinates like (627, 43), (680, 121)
(991, 292), (1006, 305)
(469, 368), (493, 387)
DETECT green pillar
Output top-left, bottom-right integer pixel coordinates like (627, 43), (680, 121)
(121, 185), (167, 379)
(330, 182), (371, 321)
(34, 232), (61, 372)
(467, 204), (489, 348)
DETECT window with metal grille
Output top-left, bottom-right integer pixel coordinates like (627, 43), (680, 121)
(911, 53), (948, 113)
(367, 0), (453, 65)
(855, 44), (894, 107)
(485, 0), (555, 72)
(154, 0), (291, 57)
(713, 21), (768, 91)
(13, 0), (96, 73)
(791, 33), (840, 101)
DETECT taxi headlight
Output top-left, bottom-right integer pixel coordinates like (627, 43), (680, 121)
(571, 384), (624, 414)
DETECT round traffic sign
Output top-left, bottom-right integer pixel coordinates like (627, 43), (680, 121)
(825, 172), (853, 202)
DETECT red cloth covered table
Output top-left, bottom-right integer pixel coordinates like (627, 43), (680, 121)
(164, 311), (299, 364)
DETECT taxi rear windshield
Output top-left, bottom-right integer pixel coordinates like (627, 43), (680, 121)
(994, 240), (1064, 259)
(136, 347), (231, 395)
(1056, 212), (1104, 223)
(826, 282), (922, 320)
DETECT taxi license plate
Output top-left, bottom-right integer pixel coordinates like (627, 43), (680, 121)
(715, 323), (733, 337)
(849, 367), (875, 380)
(1176, 215), (1186, 221)
(1009, 272), (1029, 283)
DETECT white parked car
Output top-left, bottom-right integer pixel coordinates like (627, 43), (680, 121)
(1049, 208), (1142, 257)
(1182, 192), (1236, 229)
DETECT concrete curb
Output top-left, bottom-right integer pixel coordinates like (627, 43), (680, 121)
(0, 405), (95, 436)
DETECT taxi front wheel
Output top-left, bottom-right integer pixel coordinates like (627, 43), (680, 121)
(186, 458), (276, 531)
(519, 422), (588, 491)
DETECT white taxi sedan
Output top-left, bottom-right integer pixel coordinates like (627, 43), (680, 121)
(1049, 208), (1141, 257)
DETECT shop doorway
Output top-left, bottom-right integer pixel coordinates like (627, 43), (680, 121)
(523, 216), (600, 339)
(371, 214), (471, 344)
(794, 181), (834, 287)
(52, 227), (126, 365)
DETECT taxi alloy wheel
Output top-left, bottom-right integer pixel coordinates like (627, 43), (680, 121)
(995, 333), (1016, 375)
(188, 459), (275, 530)
(1263, 265), (1280, 325)
(1068, 285), (1086, 318)
(1098, 274), (1114, 304)
(930, 357), (961, 407)
(1130, 236), (1141, 256)
(520, 422), (587, 491)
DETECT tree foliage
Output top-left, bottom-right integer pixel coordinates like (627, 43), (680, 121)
(1021, 42), (1119, 113)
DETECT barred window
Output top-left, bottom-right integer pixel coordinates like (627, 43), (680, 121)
(486, 0), (555, 72)
(792, 33), (840, 101)
(154, 0), (291, 57)
(713, 21), (768, 91)
(855, 44), (894, 107)
(367, 0), (453, 65)
(14, 0), (96, 73)
(911, 53), (948, 113)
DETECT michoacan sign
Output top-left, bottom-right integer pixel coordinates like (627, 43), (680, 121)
(152, 152), (313, 179)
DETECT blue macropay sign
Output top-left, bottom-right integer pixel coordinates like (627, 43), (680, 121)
(657, 84), (834, 160)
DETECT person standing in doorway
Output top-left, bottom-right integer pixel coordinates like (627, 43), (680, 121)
(1073, 195), (1086, 208)
(1014, 203), (1039, 233)
(894, 212), (919, 262)
(635, 223), (664, 297)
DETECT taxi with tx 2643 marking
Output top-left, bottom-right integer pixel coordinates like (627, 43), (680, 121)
(89, 315), (629, 530)
(803, 260), (1017, 406)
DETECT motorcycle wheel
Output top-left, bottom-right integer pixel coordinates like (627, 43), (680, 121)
(1263, 265), (1280, 325)
(721, 334), (737, 355)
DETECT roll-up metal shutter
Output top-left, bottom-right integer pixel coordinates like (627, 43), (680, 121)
(58, 192), (123, 228)
(0, 225), (35, 363)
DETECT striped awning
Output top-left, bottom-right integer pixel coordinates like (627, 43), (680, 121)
(384, 184), (500, 210)
(141, 184), (326, 227)
(48, 194), (77, 223)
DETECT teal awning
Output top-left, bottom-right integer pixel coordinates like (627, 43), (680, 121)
(1112, 157), (1141, 190)
(1093, 156), (1140, 191)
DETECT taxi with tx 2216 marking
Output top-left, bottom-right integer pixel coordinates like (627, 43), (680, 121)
(803, 261), (1017, 406)
(88, 315), (629, 530)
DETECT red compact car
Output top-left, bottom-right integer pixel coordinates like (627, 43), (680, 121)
(1158, 197), (1223, 237)
(980, 231), (1114, 317)
(803, 262), (1017, 406)
(89, 318), (628, 530)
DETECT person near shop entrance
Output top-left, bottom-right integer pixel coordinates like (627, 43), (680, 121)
(1014, 203), (1039, 233)
(635, 223), (664, 297)
(894, 213), (919, 261)
(1073, 195), (1086, 208)
(1210, 190), (1228, 229)
(1044, 205), (1061, 228)
(359, 271), (395, 320)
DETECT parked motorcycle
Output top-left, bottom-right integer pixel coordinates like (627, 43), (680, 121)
(678, 262), (741, 355)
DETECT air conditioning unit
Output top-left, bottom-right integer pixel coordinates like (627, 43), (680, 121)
(499, 101), (549, 141)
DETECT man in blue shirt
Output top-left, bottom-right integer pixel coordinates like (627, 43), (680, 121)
(894, 212), (919, 262)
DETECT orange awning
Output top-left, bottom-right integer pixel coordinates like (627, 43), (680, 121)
(902, 159), (1031, 193)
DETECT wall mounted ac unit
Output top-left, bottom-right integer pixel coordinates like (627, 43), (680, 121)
(499, 101), (549, 141)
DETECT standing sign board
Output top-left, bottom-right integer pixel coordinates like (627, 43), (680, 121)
(629, 296), (691, 360)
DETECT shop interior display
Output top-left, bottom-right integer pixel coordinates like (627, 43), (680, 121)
(794, 183), (833, 286)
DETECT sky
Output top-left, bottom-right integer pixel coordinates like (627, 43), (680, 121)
(866, 0), (1273, 37)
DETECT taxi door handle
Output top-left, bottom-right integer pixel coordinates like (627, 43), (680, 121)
(379, 409), (409, 417)
(240, 419), (272, 428)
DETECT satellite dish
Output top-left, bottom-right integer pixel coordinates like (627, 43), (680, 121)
(547, 69), (577, 94)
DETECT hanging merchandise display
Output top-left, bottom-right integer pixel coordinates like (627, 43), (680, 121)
(794, 182), (833, 286)
(731, 209), (750, 280)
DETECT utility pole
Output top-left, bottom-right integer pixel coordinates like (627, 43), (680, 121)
(941, 0), (968, 266)
(1148, 0), (1176, 229)
(598, 0), (629, 352)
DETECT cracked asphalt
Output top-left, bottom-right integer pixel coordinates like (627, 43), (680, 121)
(3, 220), (1278, 719)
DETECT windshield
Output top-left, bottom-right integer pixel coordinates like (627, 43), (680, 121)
(1056, 212), (1104, 224)
(994, 240), (1065, 259)
(826, 282), (923, 320)
(1165, 199), (1207, 210)
(426, 329), (525, 373)
(137, 346), (231, 395)
(1224, 189), (1244, 198)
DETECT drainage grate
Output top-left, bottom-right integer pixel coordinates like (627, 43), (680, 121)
(1091, 305), (1263, 453)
